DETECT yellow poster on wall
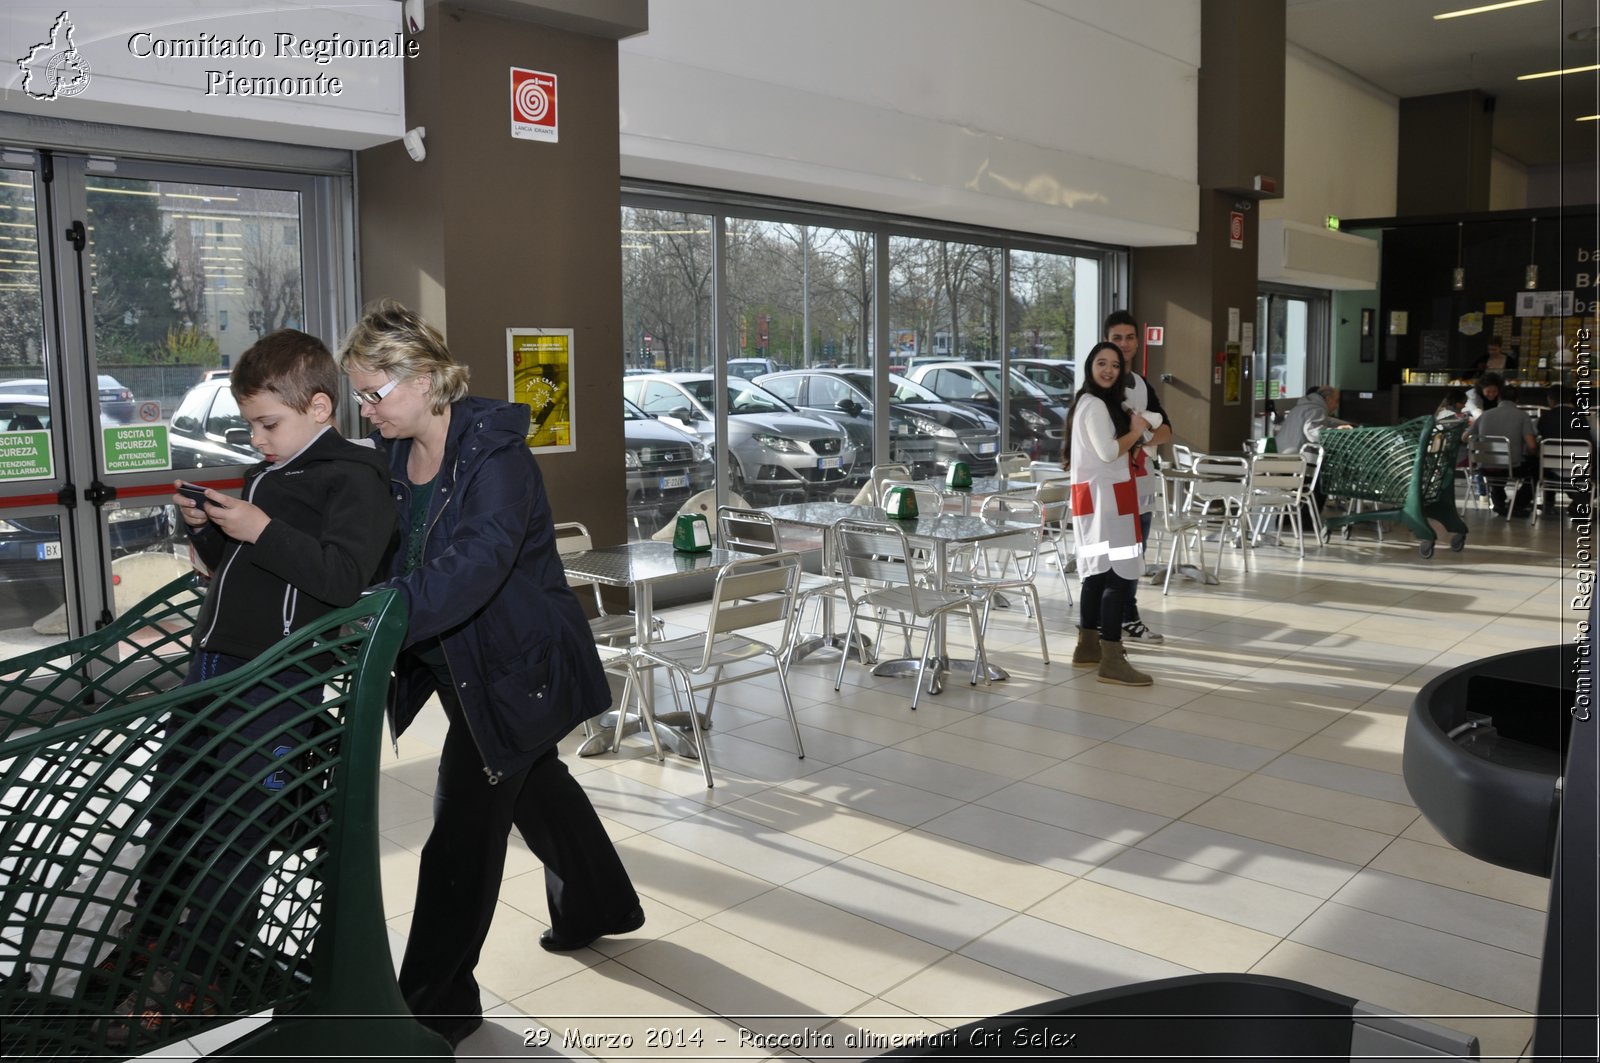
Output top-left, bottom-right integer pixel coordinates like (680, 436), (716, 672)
(507, 328), (575, 453)
(1223, 342), (1242, 406)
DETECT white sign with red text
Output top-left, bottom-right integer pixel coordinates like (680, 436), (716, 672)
(510, 67), (557, 142)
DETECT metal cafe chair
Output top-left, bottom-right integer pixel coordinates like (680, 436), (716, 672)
(1034, 477), (1074, 601)
(717, 505), (845, 664)
(943, 494), (1050, 664)
(1243, 452), (1311, 557)
(634, 552), (806, 788)
(1149, 458), (1208, 595)
(1532, 438), (1592, 526)
(1467, 435), (1527, 522)
(554, 521), (663, 644)
(832, 518), (989, 711)
(1184, 454), (1252, 575)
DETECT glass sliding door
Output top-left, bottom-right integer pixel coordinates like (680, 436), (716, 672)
(0, 151), (337, 644)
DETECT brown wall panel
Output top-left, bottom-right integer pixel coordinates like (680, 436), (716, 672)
(356, 3), (625, 544)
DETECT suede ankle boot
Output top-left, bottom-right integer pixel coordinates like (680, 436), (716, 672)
(1096, 640), (1152, 686)
(1072, 628), (1101, 668)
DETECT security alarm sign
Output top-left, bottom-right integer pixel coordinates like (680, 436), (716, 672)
(510, 67), (558, 142)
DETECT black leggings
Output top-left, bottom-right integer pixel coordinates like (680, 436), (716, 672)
(1080, 571), (1136, 642)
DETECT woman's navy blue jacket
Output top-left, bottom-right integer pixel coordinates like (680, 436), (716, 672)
(374, 396), (611, 782)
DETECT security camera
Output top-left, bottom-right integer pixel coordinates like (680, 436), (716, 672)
(404, 0), (425, 34)
(402, 126), (426, 162)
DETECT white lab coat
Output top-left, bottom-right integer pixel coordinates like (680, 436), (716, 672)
(1070, 395), (1145, 579)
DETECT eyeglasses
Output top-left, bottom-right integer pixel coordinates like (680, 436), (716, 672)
(351, 377), (400, 406)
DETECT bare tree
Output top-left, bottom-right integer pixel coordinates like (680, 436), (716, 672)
(241, 219), (302, 334)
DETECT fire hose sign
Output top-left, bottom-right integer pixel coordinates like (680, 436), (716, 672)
(510, 67), (557, 143)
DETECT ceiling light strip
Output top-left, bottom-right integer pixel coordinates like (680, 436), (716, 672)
(1518, 64), (1600, 81)
(1434, 0), (1544, 20)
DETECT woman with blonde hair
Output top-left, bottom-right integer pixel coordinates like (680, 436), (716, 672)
(341, 300), (642, 1048)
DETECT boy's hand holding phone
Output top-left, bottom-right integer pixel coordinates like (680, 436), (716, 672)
(172, 482), (271, 543)
(174, 481), (212, 529)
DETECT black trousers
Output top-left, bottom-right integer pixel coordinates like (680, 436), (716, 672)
(1080, 571), (1136, 642)
(397, 681), (639, 1029)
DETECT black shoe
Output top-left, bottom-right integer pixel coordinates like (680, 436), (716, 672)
(539, 905), (645, 953)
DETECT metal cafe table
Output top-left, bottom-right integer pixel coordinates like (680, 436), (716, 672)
(764, 501), (1033, 688)
(560, 540), (757, 759)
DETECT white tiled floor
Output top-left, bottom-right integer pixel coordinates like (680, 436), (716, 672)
(377, 503), (1568, 1061)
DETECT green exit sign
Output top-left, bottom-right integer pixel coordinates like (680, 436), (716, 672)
(1325, 215), (1340, 230)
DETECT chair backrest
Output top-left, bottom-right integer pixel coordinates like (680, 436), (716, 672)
(834, 518), (921, 604)
(1298, 443), (1325, 492)
(975, 495), (1045, 580)
(706, 552), (801, 638)
(554, 521), (605, 605)
(1026, 460), (1070, 484)
(1539, 438), (1591, 475)
(995, 450), (1031, 475)
(1470, 434), (1513, 470)
(717, 505), (782, 554)
(1034, 479), (1070, 525)
(1248, 453), (1307, 497)
(1187, 454), (1251, 509)
(1171, 443), (1196, 471)
(867, 462), (913, 505)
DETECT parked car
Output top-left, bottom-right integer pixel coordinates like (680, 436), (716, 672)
(756, 368), (1001, 479)
(620, 373), (855, 501)
(166, 378), (259, 468)
(727, 357), (781, 380)
(0, 374), (139, 425)
(1010, 358), (1075, 404)
(905, 360), (1068, 461)
(623, 397), (713, 530)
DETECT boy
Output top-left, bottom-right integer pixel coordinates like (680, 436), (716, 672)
(99, 330), (395, 1047)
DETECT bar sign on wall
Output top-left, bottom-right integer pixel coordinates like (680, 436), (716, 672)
(510, 67), (558, 142)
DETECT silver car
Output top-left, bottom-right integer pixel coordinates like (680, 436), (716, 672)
(621, 373), (856, 501)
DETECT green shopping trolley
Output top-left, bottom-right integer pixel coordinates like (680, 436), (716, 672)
(0, 574), (448, 1059)
(1317, 415), (1469, 558)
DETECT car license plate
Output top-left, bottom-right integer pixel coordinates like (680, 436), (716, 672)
(658, 474), (688, 490)
(977, 442), (998, 455)
(817, 456), (842, 470)
(36, 541), (61, 561)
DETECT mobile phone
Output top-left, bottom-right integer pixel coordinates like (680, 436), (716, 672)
(176, 481), (211, 506)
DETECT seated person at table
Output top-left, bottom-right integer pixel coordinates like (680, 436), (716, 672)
(1276, 385), (1351, 520)
(1536, 384), (1592, 514)
(1469, 385), (1537, 517)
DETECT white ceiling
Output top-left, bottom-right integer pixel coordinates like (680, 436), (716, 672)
(1286, 0), (1600, 169)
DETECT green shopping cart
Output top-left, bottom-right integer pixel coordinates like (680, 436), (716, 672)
(0, 574), (447, 1059)
(1317, 415), (1469, 558)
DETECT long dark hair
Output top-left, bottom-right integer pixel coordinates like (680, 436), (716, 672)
(1062, 342), (1131, 469)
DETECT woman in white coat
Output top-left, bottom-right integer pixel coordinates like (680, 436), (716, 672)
(1066, 342), (1155, 686)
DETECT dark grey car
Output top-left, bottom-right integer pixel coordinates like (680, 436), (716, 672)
(623, 397), (713, 532)
(756, 369), (1002, 479)
(621, 373), (856, 501)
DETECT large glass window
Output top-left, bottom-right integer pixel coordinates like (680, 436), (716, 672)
(620, 188), (1119, 536)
